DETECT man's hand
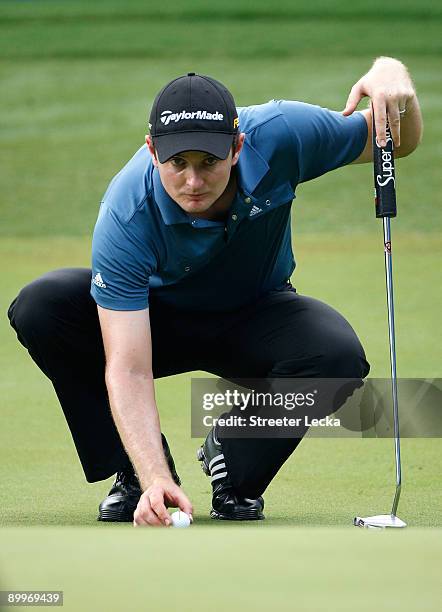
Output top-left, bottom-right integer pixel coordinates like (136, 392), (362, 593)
(133, 477), (193, 527)
(343, 56), (416, 148)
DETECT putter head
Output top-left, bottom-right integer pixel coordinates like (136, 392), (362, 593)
(354, 514), (407, 529)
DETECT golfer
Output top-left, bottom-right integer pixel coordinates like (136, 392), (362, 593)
(8, 58), (422, 526)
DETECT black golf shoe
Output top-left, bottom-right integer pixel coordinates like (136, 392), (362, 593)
(197, 426), (265, 521)
(98, 434), (181, 522)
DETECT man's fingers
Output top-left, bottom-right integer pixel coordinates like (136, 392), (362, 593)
(133, 508), (162, 527)
(134, 492), (165, 527)
(387, 100), (401, 148)
(178, 501), (193, 518)
(150, 491), (172, 526)
(133, 515), (149, 527)
(342, 82), (364, 116)
(175, 493), (193, 518)
(164, 486), (193, 518)
(132, 482), (194, 528)
(372, 96), (388, 147)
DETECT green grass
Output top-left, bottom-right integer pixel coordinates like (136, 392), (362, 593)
(1, 1), (441, 608)
(1, 19), (442, 59)
(1, 0), (441, 21)
(1, 527), (441, 612)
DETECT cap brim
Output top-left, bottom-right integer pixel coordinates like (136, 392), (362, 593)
(153, 131), (234, 163)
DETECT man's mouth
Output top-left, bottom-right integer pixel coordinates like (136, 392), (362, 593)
(186, 193), (207, 199)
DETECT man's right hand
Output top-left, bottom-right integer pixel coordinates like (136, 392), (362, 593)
(133, 477), (193, 527)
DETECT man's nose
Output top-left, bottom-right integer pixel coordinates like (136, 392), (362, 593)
(185, 169), (204, 191)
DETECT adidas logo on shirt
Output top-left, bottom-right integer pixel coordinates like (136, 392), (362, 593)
(92, 272), (106, 288)
(249, 205), (263, 217)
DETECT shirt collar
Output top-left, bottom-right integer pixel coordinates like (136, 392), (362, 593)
(236, 137), (270, 195)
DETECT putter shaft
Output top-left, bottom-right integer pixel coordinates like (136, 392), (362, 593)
(383, 217), (402, 516)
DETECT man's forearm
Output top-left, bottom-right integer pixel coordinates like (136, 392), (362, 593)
(105, 369), (171, 490)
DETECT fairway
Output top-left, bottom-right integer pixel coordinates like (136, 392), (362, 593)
(1, 0), (441, 609)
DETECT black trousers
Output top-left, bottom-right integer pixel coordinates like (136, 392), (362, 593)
(7, 268), (370, 498)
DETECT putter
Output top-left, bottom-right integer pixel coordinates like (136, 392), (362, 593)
(354, 108), (407, 529)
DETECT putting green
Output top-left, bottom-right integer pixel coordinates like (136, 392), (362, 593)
(1, 527), (441, 612)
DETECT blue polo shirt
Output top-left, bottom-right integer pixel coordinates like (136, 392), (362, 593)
(91, 100), (367, 312)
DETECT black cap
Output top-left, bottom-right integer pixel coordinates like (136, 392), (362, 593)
(149, 73), (239, 163)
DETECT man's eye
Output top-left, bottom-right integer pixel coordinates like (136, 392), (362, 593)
(170, 158), (185, 167)
(205, 157), (218, 166)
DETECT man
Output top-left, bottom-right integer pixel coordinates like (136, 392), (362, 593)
(8, 58), (422, 527)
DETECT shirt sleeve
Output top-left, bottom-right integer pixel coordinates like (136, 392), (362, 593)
(91, 204), (156, 311)
(275, 100), (368, 185)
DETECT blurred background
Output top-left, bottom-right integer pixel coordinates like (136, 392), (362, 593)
(1, 2), (441, 608)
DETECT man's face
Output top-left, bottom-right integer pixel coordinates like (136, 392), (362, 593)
(146, 135), (244, 214)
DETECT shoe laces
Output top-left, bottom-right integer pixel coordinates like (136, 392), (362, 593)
(116, 468), (138, 488)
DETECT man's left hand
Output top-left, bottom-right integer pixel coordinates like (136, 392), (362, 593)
(342, 57), (416, 148)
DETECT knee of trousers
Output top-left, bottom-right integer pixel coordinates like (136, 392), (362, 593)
(270, 337), (370, 379)
(8, 268), (92, 345)
(321, 337), (370, 378)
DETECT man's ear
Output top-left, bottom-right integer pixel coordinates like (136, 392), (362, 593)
(232, 133), (245, 166)
(145, 135), (159, 167)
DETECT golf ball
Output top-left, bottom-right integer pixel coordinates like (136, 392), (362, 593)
(170, 510), (191, 528)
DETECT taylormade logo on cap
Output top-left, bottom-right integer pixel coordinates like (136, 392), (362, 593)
(160, 109), (224, 126)
(149, 73), (238, 162)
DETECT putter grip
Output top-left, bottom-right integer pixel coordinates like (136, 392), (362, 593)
(372, 112), (397, 218)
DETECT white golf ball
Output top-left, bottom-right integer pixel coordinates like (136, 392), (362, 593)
(170, 510), (191, 528)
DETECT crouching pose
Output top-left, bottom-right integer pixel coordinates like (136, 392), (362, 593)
(8, 59), (422, 525)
